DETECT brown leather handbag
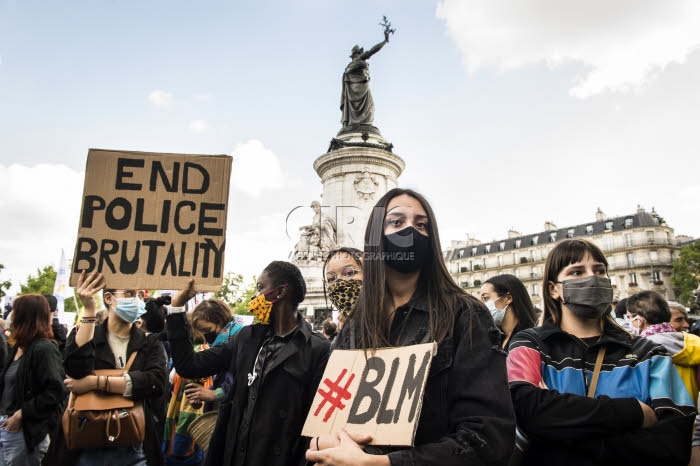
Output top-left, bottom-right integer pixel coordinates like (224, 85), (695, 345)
(62, 352), (146, 449)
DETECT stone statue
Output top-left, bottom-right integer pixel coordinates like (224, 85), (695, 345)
(311, 201), (338, 251)
(340, 17), (395, 129)
(292, 201), (338, 261)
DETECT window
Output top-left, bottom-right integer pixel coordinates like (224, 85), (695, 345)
(605, 221), (614, 231)
(471, 247), (477, 256)
(531, 267), (537, 279)
(531, 236), (539, 245)
(483, 258), (487, 269)
(549, 232), (557, 243)
(626, 253), (634, 267)
(499, 241), (505, 251)
(586, 225), (593, 235)
(604, 236), (614, 251)
(624, 233), (632, 247)
(485, 244), (491, 253)
(665, 232), (671, 244)
(652, 271), (661, 282)
(469, 260), (473, 271)
(514, 269), (520, 278)
(567, 228), (575, 238)
(646, 231), (654, 244)
(532, 284), (539, 296)
(629, 273), (637, 285)
(515, 239), (521, 248)
(459, 249), (464, 258)
(498, 255), (503, 267)
(650, 250), (658, 262)
(624, 218), (633, 228)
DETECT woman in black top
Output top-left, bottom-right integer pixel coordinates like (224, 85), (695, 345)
(166, 261), (330, 466)
(0, 294), (67, 466)
(307, 188), (516, 466)
(480, 274), (538, 351)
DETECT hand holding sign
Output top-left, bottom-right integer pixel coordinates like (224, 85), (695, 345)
(171, 278), (196, 307)
(306, 429), (377, 466)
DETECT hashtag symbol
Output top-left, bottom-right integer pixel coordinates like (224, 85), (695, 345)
(314, 368), (356, 422)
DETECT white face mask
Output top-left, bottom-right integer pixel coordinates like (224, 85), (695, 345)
(486, 298), (508, 327)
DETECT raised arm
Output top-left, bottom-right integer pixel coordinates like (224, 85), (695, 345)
(73, 270), (106, 348)
(360, 30), (389, 60)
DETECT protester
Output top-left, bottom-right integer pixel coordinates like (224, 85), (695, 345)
(183, 298), (243, 413)
(613, 297), (633, 333)
(166, 261), (330, 466)
(43, 294), (68, 352)
(630, 290), (700, 410)
(668, 301), (691, 332)
(163, 318), (212, 466)
(322, 247), (364, 330)
(308, 188), (516, 465)
(506, 238), (695, 465)
(0, 294), (68, 465)
(63, 272), (168, 466)
(321, 318), (338, 344)
(480, 274), (538, 350)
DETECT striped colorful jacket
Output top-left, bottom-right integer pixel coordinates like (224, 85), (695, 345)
(507, 319), (696, 466)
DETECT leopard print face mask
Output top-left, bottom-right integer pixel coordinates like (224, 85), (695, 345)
(328, 279), (362, 316)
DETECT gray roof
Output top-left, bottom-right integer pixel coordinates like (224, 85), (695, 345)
(447, 211), (664, 260)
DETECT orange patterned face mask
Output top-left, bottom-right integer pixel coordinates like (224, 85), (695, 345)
(248, 284), (287, 324)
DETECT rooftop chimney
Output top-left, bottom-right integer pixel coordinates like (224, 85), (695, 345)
(544, 221), (557, 231)
(508, 229), (520, 239)
(595, 207), (606, 221)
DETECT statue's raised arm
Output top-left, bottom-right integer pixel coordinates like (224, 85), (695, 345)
(340, 17), (395, 129)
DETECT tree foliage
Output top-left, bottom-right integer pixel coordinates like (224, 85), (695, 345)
(213, 272), (256, 316)
(20, 265), (79, 313)
(0, 264), (11, 301)
(672, 240), (700, 308)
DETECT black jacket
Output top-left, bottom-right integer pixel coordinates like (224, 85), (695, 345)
(166, 312), (330, 466)
(52, 317), (68, 352)
(0, 339), (68, 451)
(334, 294), (516, 466)
(63, 318), (168, 465)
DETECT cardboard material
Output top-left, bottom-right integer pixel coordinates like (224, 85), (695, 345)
(302, 342), (437, 446)
(70, 149), (232, 291)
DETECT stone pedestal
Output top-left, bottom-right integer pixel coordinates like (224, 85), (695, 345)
(294, 129), (405, 325)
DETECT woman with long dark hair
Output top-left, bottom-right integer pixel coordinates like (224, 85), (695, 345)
(0, 294), (67, 465)
(307, 188), (515, 465)
(506, 239), (695, 465)
(480, 274), (537, 350)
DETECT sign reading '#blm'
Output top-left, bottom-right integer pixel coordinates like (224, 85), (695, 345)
(302, 342), (437, 446)
(70, 149), (232, 291)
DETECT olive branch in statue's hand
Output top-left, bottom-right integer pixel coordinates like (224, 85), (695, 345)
(380, 16), (396, 40)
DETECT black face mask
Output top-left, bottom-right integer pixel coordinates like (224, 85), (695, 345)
(560, 275), (614, 319)
(204, 331), (218, 345)
(383, 226), (432, 274)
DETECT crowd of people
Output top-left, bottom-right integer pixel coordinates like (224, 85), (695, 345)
(0, 187), (698, 466)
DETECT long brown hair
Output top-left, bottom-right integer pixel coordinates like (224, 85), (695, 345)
(7, 294), (54, 349)
(349, 188), (474, 349)
(542, 239), (615, 327)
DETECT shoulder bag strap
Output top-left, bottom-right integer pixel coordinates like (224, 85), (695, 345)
(123, 351), (139, 372)
(587, 346), (606, 398)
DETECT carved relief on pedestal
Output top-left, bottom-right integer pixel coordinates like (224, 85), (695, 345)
(354, 171), (379, 201)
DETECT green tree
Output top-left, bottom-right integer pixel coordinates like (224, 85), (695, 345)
(0, 264), (11, 301)
(20, 265), (79, 313)
(671, 240), (700, 308)
(213, 272), (256, 316)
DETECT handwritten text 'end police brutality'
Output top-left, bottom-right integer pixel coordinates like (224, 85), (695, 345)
(73, 158), (225, 278)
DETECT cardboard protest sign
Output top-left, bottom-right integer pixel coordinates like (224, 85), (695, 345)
(302, 342), (437, 446)
(70, 149), (232, 291)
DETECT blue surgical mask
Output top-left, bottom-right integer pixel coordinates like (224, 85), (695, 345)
(115, 297), (146, 324)
(486, 298), (508, 327)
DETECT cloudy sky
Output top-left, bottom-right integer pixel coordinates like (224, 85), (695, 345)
(1, 0), (699, 294)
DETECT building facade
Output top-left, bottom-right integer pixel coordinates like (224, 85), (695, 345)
(445, 207), (681, 307)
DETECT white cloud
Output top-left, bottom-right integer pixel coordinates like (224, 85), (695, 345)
(230, 139), (285, 197)
(188, 120), (208, 133)
(0, 164), (84, 294)
(148, 89), (173, 107)
(194, 93), (212, 101)
(436, 0), (700, 98)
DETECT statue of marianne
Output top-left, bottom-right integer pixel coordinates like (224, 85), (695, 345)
(340, 25), (392, 128)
